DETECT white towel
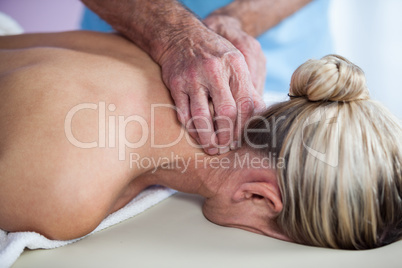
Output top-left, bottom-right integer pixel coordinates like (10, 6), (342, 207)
(0, 12), (23, 36)
(0, 186), (176, 268)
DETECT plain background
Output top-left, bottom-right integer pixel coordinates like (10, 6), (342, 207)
(1, 0), (401, 119)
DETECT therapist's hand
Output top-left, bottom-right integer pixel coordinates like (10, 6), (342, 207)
(158, 27), (266, 155)
(204, 15), (267, 95)
(81, 0), (267, 155)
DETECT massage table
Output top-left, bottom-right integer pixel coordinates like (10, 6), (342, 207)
(12, 192), (402, 268)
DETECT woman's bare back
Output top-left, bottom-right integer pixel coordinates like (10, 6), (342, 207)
(0, 32), (182, 239)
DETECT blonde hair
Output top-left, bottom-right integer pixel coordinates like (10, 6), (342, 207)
(245, 55), (402, 249)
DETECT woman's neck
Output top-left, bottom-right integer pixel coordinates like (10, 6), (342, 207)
(132, 139), (228, 199)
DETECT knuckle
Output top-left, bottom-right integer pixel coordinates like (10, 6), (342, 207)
(217, 133), (231, 147)
(169, 75), (183, 91)
(244, 40), (262, 58)
(203, 58), (225, 81)
(191, 106), (210, 118)
(237, 97), (254, 115)
(215, 104), (237, 119)
(225, 51), (248, 72)
(226, 50), (245, 63)
(204, 57), (222, 71)
(183, 67), (199, 85)
(198, 58), (227, 88)
(190, 87), (209, 98)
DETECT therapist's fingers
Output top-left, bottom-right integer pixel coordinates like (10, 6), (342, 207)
(170, 89), (201, 145)
(237, 35), (267, 96)
(209, 83), (237, 154)
(230, 66), (256, 147)
(189, 87), (218, 155)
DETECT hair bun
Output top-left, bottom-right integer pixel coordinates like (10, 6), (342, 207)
(289, 55), (370, 102)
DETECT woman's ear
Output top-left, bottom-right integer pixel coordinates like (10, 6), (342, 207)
(232, 169), (283, 216)
(233, 181), (283, 215)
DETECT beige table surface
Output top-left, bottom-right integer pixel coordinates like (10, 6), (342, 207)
(12, 192), (402, 268)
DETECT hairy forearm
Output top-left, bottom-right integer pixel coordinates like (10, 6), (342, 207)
(81, 0), (205, 62)
(210, 0), (312, 37)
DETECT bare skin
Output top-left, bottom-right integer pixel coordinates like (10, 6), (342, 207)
(81, 0), (311, 154)
(0, 31), (288, 242)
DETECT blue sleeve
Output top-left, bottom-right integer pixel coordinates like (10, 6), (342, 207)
(258, 0), (333, 93)
(81, 8), (114, 32)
